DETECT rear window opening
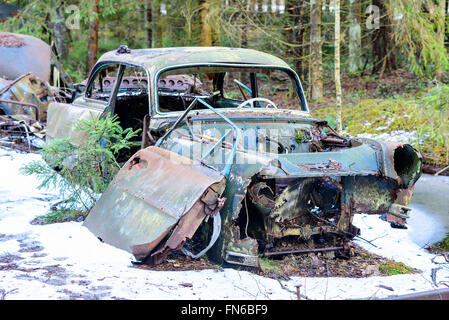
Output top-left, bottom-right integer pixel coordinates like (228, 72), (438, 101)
(156, 66), (305, 113)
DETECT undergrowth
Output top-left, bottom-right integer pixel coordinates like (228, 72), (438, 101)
(21, 114), (140, 222)
(313, 84), (449, 167)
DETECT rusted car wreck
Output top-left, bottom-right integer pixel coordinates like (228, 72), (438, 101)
(46, 47), (422, 267)
(0, 32), (73, 149)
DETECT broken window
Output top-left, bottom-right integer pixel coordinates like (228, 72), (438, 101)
(85, 64), (121, 101)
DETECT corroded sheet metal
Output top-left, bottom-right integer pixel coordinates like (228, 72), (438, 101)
(356, 138), (422, 187)
(0, 32), (51, 82)
(97, 47), (290, 74)
(258, 143), (379, 178)
(45, 102), (102, 143)
(83, 146), (225, 261)
(381, 288), (449, 300)
(0, 73), (53, 121)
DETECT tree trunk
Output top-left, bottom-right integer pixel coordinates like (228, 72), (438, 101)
(285, 0), (305, 81)
(52, 0), (70, 61)
(199, 0), (212, 46)
(335, 0), (342, 133)
(372, 0), (396, 75)
(242, 0), (256, 48)
(144, 0), (152, 48)
(86, 0), (99, 76)
(348, 0), (363, 73)
(211, 0), (220, 46)
(436, 0), (446, 79)
(309, 0), (323, 101)
(301, 21), (308, 84)
(256, 0), (263, 12)
(241, 10), (247, 48)
(152, 0), (162, 48)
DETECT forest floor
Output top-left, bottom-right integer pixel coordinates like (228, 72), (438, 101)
(1, 145), (448, 300)
(1, 146), (448, 300)
(307, 69), (448, 174)
(1, 70), (448, 299)
(309, 68), (429, 110)
(136, 244), (419, 280)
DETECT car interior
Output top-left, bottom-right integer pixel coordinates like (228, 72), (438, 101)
(85, 64), (302, 161)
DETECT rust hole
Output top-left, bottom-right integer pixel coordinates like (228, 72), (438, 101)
(0, 34), (25, 47)
(129, 157), (148, 170)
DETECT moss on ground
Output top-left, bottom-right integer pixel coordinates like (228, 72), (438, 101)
(378, 260), (419, 275)
(427, 233), (449, 253)
(259, 257), (282, 273)
(31, 208), (85, 225)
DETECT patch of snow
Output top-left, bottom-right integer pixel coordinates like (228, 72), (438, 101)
(0, 147), (448, 300)
(30, 137), (45, 149)
(355, 130), (418, 145)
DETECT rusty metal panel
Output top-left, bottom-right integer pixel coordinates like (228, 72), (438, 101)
(0, 73), (53, 121)
(380, 288), (449, 300)
(356, 138), (422, 187)
(83, 146), (225, 260)
(96, 47), (291, 74)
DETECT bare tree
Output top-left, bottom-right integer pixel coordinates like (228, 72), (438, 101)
(199, 0), (212, 46)
(152, 0), (162, 48)
(335, 0), (342, 133)
(309, 0), (323, 100)
(86, 0), (99, 75)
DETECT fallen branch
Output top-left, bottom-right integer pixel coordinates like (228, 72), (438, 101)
(277, 280), (310, 300)
(434, 165), (449, 176)
(0, 288), (18, 300)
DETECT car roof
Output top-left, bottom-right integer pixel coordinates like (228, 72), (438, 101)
(96, 46), (291, 73)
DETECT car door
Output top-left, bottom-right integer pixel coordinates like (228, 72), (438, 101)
(83, 145), (227, 265)
(83, 97), (243, 266)
(46, 62), (123, 144)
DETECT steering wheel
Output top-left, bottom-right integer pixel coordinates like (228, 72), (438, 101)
(237, 98), (278, 109)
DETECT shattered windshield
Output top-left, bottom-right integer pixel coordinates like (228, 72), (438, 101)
(156, 66), (307, 113)
(154, 115), (356, 181)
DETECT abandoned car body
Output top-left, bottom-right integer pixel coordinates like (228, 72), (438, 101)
(0, 32), (74, 150)
(0, 32), (74, 119)
(46, 47), (422, 267)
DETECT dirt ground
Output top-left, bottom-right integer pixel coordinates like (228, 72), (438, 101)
(309, 69), (428, 112)
(134, 242), (418, 280)
(0, 69), (435, 279)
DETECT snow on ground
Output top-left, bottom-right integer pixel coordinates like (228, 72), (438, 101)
(353, 130), (418, 145)
(0, 147), (448, 300)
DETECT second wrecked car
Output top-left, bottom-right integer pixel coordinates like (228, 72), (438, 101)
(0, 32), (74, 149)
(46, 47), (422, 267)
